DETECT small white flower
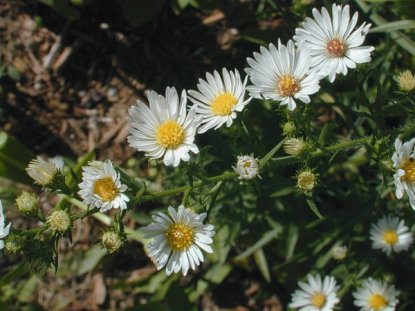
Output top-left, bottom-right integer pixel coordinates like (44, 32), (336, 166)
(0, 200), (11, 250)
(233, 155), (260, 180)
(353, 278), (399, 311)
(142, 205), (215, 276)
(392, 137), (415, 209)
(78, 160), (129, 212)
(26, 156), (64, 186)
(128, 87), (199, 167)
(188, 68), (251, 134)
(331, 245), (347, 260)
(370, 215), (413, 255)
(294, 4), (374, 82)
(289, 274), (340, 311)
(245, 39), (320, 111)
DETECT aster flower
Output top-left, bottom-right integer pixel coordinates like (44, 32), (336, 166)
(294, 4), (374, 82)
(128, 87), (199, 167)
(245, 40), (320, 110)
(142, 205), (215, 276)
(26, 156), (64, 186)
(188, 68), (251, 134)
(353, 278), (399, 311)
(78, 160), (129, 212)
(392, 137), (415, 209)
(289, 274), (340, 311)
(233, 155), (261, 180)
(370, 215), (413, 255)
(0, 201), (11, 250)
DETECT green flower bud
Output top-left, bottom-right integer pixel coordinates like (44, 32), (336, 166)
(15, 191), (39, 215)
(102, 231), (123, 253)
(5, 235), (22, 255)
(47, 210), (71, 233)
(281, 121), (297, 137)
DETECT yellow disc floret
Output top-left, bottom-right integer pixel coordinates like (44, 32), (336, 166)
(277, 75), (300, 97)
(369, 293), (387, 310)
(326, 38), (346, 57)
(156, 120), (185, 149)
(311, 293), (326, 308)
(94, 176), (118, 201)
(211, 93), (238, 116)
(166, 223), (195, 251)
(402, 159), (415, 182)
(383, 229), (398, 245)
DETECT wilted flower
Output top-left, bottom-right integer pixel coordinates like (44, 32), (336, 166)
(370, 215), (413, 255)
(289, 274), (340, 310)
(188, 68), (251, 134)
(128, 87), (199, 167)
(26, 156), (64, 186)
(284, 138), (308, 156)
(233, 155), (261, 180)
(15, 191), (39, 215)
(142, 205), (215, 276)
(395, 70), (415, 92)
(78, 160), (129, 212)
(47, 210), (71, 233)
(353, 279), (399, 311)
(294, 4), (374, 82)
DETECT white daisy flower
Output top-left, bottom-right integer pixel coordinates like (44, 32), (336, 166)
(142, 205), (215, 276)
(392, 137), (415, 209)
(294, 4), (374, 82)
(245, 39), (320, 111)
(128, 87), (199, 167)
(0, 201), (11, 250)
(78, 160), (129, 212)
(26, 156), (64, 186)
(353, 278), (399, 311)
(188, 68), (252, 134)
(289, 274), (340, 311)
(370, 215), (413, 255)
(233, 155), (261, 180)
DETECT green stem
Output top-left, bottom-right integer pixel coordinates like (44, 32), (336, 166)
(310, 136), (372, 158)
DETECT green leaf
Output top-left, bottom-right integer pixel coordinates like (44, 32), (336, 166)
(285, 224), (299, 260)
(318, 123), (337, 147)
(7, 66), (21, 81)
(253, 248), (270, 283)
(306, 198), (324, 219)
(76, 245), (106, 276)
(370, 20), (415, 33)
(165, 282), (197, 311)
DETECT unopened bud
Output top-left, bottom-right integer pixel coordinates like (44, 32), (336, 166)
(102, 231), (123, 253)
(332, 245), (347, 260)
(15, 191), (39, 214)
(47, 210), (71, 233)
(281, 121), (296, 137)
(395, 70), (415, 92)
(297, 170), (318, 192)
(5, 235), (22, 255)
(284, 138), (307, 156)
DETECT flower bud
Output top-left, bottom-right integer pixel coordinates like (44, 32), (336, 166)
(297, 170), (318, 192)
(102, 231), (123, 253)
(15, 191), (39, 215)
(4, 235), (22, 255)
(395, 70), (415, 92)
(284, 138), (307, 157)
(332, 245), (347, 260)
(26, 156), (64, 186)
(281, 121), (296, 137)
(47, 210), (71, 233)
(233, 155), (261, 180)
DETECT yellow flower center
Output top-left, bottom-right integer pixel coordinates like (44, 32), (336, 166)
(326, 38), (346, 57)
(402, 159), (415, 182)
(277, 75), (300, 97)
(243, 161), (252, 168)
(383, 229), (398, 245)
(211, 92), (238, 116)
(166, 223), (195, 251)
(311, 293), (326, 309)
(297, 171), (317, 191)
(156, 120), (185, 149)
(93, 176), (118, 201)
(369, 293), (387, 310)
